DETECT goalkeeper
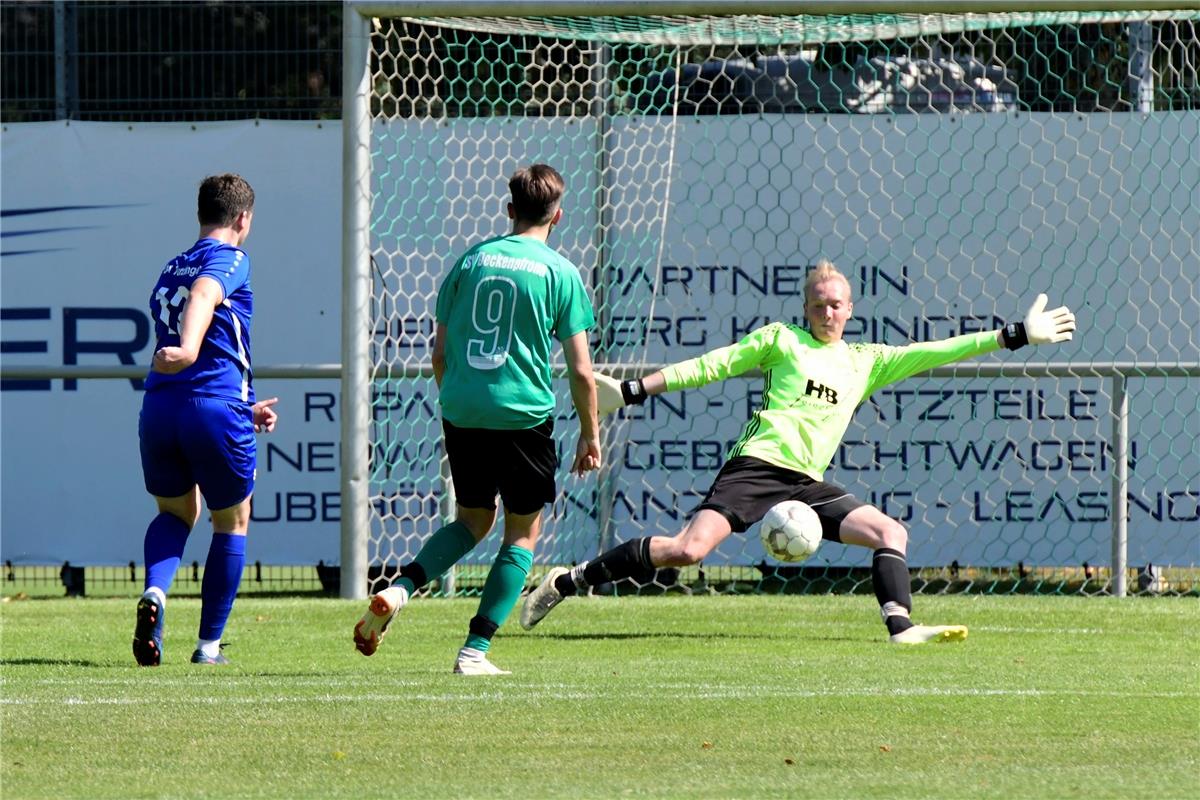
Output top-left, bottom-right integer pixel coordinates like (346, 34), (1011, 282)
(522, 260), (1075, 644)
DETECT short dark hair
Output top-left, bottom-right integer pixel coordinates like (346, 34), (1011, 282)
(197, 173), (255, 227)
(508, 164), (564, 225)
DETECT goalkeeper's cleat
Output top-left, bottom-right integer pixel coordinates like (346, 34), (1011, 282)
(353, 585), (408, 656)
(132, 594), (164, 667)
(453, 648), (511, 676)
(520, 566), (569, 630)
(889, 624), (969, 645)
(190, 648), (231, 666)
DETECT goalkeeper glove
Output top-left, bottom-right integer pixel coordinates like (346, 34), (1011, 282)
(595, 373), (649, 416)
(1002, 293), (1076, 350)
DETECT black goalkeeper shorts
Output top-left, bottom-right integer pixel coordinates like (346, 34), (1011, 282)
(697, 456), (865, 542)
(442, 418), (558, 515)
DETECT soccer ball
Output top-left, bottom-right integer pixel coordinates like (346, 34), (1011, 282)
(759, 500), (822, 563)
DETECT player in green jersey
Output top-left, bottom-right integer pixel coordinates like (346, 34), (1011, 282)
(521, 260), (1075, 644)
(354, 164), (601, 674)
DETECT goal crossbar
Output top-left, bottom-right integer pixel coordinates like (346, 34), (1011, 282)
(349, 1), (1200, 17)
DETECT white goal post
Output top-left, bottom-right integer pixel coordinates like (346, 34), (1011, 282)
(339, 1), (1199, 599)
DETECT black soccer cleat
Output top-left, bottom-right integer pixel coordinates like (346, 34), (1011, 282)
(132, 595), (165, 667)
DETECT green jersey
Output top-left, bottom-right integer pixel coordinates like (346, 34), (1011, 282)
(435, 234), (595, 429)
(662, 324), (1000, 480)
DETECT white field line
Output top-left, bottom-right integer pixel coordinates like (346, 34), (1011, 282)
(974, 626), (1107, 634)
(2, 686), (1196, 706)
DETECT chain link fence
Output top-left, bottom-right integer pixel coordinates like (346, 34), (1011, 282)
(5, 4), (1197, 123)
(1, 1), (342, 122)
(3, 562), (331, 598)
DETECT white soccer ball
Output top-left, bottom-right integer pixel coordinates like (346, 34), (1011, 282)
(759, 500), (822, 563)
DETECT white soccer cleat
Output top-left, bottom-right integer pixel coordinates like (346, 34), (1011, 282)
(889, 624), (968, 645)
(453, 648), (511, 676)
(520, 566), (569, 630)
(353, 585), (408, 656)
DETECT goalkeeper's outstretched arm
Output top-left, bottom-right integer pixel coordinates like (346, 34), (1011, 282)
(594, 367), (670, 416)
(594, 369), (666, 414)
(868, 292), (1078, 391)
(595, 324), (780, 416)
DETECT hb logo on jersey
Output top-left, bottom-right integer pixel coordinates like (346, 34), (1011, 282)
(805, 379), (838, 405)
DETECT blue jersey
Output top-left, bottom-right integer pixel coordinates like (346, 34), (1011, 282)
(144, 238), (254, 402)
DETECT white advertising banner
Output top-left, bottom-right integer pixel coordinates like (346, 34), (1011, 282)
(590, 113), (1199, 568)
(369, 113), (1198, 570)
(2, 117), (1196, 568)
(1, 121), (344, 565)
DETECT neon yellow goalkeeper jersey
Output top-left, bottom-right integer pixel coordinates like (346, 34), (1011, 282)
(662, 323), (1000, 480)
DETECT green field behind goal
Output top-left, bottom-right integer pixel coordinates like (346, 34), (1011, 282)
(1, 594), (1195, 800)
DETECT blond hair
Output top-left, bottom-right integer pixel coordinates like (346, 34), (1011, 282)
(804, 259), (851, 302)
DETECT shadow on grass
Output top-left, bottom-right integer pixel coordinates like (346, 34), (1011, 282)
(535, 630), (877, 644)
(0, 657), (107, 668)
(533, 631), (778, 641)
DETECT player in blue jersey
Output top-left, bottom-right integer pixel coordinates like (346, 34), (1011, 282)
(133, 173), (279, 667)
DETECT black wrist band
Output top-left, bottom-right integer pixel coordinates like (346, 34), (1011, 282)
(620, 378), (648, 405)
(1001, 322), (1029, 350)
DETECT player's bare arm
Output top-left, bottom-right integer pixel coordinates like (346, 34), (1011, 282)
(152, 276), (223, 374)
(562, 331), (601, 475)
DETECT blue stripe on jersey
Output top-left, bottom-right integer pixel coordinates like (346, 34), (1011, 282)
(143, 238), (254, 402)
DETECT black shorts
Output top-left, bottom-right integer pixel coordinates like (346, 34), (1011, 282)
(442, 418), (559, 515)
(697, 456), (865, 542)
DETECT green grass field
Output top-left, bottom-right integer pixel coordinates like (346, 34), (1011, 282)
(1, 594), (1196, 800)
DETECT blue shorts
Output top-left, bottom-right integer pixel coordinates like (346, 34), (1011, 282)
(139, 390), (257, 510)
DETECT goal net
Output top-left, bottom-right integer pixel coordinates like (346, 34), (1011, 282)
(354, 7), (1199, 597)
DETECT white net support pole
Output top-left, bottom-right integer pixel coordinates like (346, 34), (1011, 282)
(1111, 374), (1130, 597)
(340, 5), (373, 600)
(438, 455), (458, 596)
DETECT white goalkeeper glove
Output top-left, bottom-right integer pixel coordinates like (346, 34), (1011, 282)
(595, 373), (649, 416)
(1001, 293), (1076, 350)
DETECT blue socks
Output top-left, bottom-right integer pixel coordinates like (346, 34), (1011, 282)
(144, 515), (247, 654)
(198, 533), (246, 641)
(143, 512), (191, 593)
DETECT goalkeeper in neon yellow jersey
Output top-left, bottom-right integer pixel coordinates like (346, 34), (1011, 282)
(522, 260), (1076, 644)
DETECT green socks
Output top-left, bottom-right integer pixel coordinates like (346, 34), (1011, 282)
(393, 526), (533, 656)
(464, 543), (533, 653)
(394, 521), (478, 594)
